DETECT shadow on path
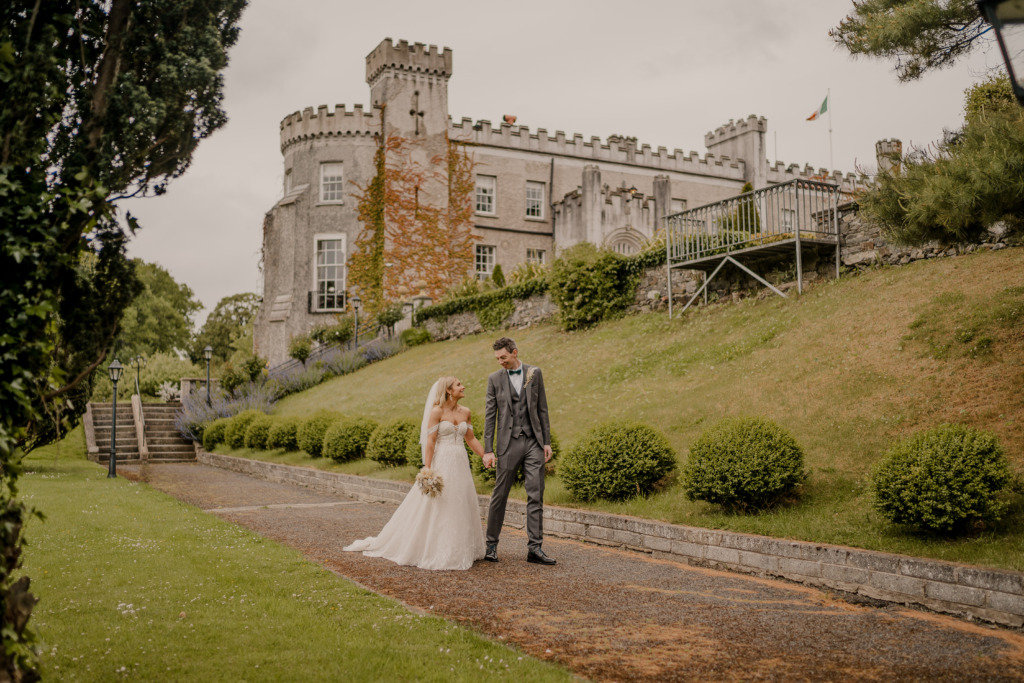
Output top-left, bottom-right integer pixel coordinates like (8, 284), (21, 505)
(124, 463), (1024, 681)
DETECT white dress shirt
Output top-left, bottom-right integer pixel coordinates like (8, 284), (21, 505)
(507, 363), (524, 394)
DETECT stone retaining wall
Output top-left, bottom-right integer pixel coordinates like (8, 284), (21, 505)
(197, 449), (1024, 629)
(423, 294), (556, 341)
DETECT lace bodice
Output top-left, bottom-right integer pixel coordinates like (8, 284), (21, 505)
(430, 420), (470, 445)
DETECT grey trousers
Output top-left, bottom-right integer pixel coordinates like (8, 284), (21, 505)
(485, 434), (545, 551)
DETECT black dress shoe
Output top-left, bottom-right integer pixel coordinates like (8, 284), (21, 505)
(526, 548), (556, 565)
(484, 544), (499, 562)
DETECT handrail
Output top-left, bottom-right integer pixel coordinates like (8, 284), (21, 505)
(665, 178), (843, 266)
(131, 392), (148, 460)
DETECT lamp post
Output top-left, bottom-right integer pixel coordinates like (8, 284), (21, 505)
(107, 359), (123, 479)
(978, 0), (1024, 105)
(203, 345), (213, 406)
(351, 294), (362, 351)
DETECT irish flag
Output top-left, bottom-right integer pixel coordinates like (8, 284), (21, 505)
(806, 95), (828, 121)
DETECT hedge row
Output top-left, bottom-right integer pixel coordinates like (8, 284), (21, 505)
(204, 408), (1017, 537)
(413, 243), (666, 331)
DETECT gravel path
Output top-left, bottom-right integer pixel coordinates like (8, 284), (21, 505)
(123, 463), (1024, 681)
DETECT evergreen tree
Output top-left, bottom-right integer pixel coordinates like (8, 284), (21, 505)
(831, 0), (990, 81)
(0, 1), (245, 676)
(190, 293), (262, 363)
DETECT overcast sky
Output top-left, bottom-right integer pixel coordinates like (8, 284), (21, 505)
(122, 0), (1003, 323)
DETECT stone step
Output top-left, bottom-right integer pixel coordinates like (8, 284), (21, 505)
(146, 436), (192, 445)
(90, 454), (140, 463)
(147, 448), (196, 457)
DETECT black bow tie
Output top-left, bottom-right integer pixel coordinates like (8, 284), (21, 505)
(508, 368), (522, 375)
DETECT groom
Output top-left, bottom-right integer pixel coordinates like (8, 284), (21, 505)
(482, 337), (556, 565)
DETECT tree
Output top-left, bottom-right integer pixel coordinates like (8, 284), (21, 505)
(190, 293), (261, 363)
(831, 0), (991, 81)
(860, 75), (1024, 244)
(117, 260), (202, 358)
(0, 1), (245, 677)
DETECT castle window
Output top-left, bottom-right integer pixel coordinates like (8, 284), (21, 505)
(475, 175), (496, 215)
(320, 162), (345, 203)
(611, 241), (639, 256)
(475, 245), (495, 280)
(781, 208), (796, 230)
(526, 248), (546, 265)
(313, 234), (346, 311)
(670, 198), (687, 214)
(525, 181), (545, 218)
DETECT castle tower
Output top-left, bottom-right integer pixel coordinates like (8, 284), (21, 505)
(875, 138), (902, 175)
(705, 115), (768, 189)
(366, 39), (452, 150)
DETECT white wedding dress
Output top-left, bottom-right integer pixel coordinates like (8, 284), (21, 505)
(343, 420), (485, 570)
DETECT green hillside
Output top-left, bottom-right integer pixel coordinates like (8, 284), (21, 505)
(263, 247), (1024, 570)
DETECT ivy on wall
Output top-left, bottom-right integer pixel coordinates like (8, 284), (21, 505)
(349, 133), (478, 315)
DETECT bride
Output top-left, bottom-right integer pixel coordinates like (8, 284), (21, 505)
(343, 377), (486, 570)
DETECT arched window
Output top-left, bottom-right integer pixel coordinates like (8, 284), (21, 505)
(606, 229), (644, 256)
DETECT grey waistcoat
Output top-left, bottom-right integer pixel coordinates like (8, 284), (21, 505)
(508, 374), (534, 440)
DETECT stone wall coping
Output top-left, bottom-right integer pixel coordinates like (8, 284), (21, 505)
(195, 449), (1023, 629)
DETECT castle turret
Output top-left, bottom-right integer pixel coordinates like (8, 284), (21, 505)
(705, 115), (768, 189)
(366, 38), (452, 143)
(875, 138), (902, 175)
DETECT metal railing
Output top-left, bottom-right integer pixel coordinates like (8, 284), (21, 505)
(665, 178), (842, 265)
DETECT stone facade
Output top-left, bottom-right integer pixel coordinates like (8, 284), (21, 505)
(254, 37), (869, 365)
(423, 294), (556, 341)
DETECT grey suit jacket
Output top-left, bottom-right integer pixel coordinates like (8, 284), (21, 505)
(484, 364), (551, 456)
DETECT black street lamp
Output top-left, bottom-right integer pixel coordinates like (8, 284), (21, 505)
(107, 359), (123, 479)
(351, 294), (362, 350)
(978, 0), (1024, 105)
(203, 345), (213, 406)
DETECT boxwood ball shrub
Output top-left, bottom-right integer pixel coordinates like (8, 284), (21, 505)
(297, 411), (343, 458)
(225, 410), (262, 449)
(266, 417), (301, 451)
(683, 417), (806, 512)
(244, 414), (275, 450)
(323, 417), (379, 462)
(367, 419), (419, 467)
(872, 424), (1011, 534)
(561, 422), (676, 501)
(202, 417), (231, 451)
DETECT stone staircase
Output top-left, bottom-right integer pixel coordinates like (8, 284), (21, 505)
(85, 399), (195, 463)
(141, 401), (195, 462)
(88, 402), (139, 462)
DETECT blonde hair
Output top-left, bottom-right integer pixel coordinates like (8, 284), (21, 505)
(434, 376), (459, 406)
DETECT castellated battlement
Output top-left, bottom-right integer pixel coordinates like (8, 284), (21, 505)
(766, 159), (871, 192)
(279, 104), (380, 151)
(366, 38), (452, 84)
(704, 114), (767, 147)
(449, 118), (746, 180)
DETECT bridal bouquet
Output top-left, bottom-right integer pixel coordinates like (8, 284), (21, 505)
(416, 468), (445, 497)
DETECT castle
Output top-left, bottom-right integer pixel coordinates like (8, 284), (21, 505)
(254, 38), (867, 364)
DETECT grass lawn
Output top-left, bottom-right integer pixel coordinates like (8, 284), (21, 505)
(226, 247), (1024, 572)
(19, 428), (568, 681)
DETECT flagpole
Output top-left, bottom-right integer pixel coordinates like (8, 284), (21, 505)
(827, 88), (834, 172)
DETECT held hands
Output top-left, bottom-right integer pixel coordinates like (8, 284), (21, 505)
(482, 452), (496, 469)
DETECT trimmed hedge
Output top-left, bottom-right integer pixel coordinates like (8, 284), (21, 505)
(367, 419), (419, 467)
(323, 417), (379, 462)
(399, 327), (431, 347)
(561, 421), (676, 501)
(244, 414), (275, 450)
(872, 424), (1012, 534)
(414, 279), (548, 325)
(266, 417), (300, 451)
(682, 417), (806, 512)
(224, 410), (263, 449)
(297, 411), (343, 458)
(202, 417), (231, 451)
